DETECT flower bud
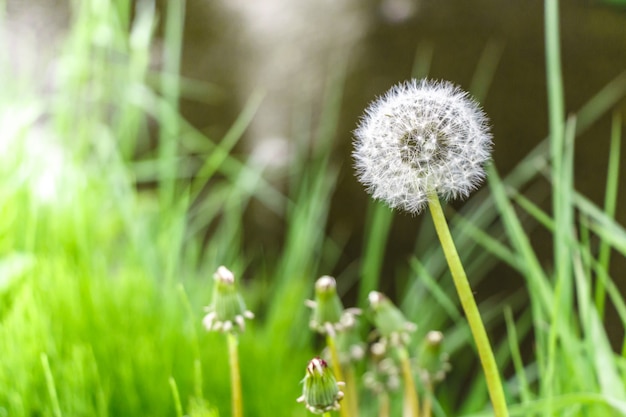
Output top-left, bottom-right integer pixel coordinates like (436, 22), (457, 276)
(417, 330), (451, 385)
(306, 276), (361, 336)
(334, 324), (367, 365)
(297, 357), (345, 414)
(363, 347), (401, 394)
(368, 291), (416, 350)
(202, 266), (254, 333)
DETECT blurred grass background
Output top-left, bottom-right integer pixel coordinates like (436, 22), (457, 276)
(1, 0), (626, 416)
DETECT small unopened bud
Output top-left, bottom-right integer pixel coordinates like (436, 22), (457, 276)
(297, 357), (345, 414)
(368, 291), (416, 350)
(203, 266), (254, 333)
(417, 330), (451, 385)
(306, 276), (361, 336)
(363, 355), (401, 394)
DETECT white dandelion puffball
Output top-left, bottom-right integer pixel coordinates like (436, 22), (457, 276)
(353, 79), (492, 214)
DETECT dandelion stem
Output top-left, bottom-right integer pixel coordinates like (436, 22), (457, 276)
(326, 334), (350, 417)
(398, 346), (420, 417)
(379, 392), (390, 417)
(345, 365), (360, 417)
(227, 333), (243, 417)
(422, 382), (433, 417)
(427, 190), (509, 417)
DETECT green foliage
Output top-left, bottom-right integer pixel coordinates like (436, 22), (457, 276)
(0, 1), (314, 416)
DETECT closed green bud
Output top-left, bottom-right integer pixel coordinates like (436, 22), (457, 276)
(333, 323), (366, 365)
(203, 266), (254, 333)
(363, 352), (401, 395)
(417, 330), (451, 385)
(306, 276), (361, 336)
(368, 291), (416, 349)
(297, 357), (345, 414)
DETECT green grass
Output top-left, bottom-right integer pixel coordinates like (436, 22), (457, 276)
(2, 1), (626, 416)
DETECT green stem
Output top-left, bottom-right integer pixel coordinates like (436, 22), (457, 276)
(544, 0), (568, 285)
(41, 353), (63, 417)
(169, 377), (184, 417)
(427, 191), (509, 417)
(379, 392), (390, 417)
(398, 346), (419, 417)
(227, 333), (243, 417)
(158, 0), (185, 211)
(595, 111), (622, 317)
(326, 335), (350, 417)
(345, 365), (360, 417)
(544, 2), (568, 413)
(422, 382), (433, 417)
(359, 200), (394, 308)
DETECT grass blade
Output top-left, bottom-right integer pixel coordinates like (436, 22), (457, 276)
(594, 111), (622, 317)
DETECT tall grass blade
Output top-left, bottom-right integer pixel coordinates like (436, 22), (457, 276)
(594, 111), (622, 317)
(470, 39), (504, 102)
(159, 0), (185, 210)
(504, 308), (532, 405)
(358, 201), (393, 307)
(41, 353), (63, 417)
(170, 377), (184, 417)
(190, 91), (265, 201)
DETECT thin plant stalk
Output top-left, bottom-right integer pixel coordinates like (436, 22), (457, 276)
(398, 346), (420, 417)
(595, 111), (622, 317)
(544, 1), (571, 411)
(379, 392), (391, 417)
(359, 201), (394, 307)
(326, 335), (350, 417)
(41, 353), (63, 417)
(169, 377), (184, 417)
(544, 0), (569, 288)
(427, 190), (509, 417)
(422, 381), (433, 417)
(227, 333), (243, 417)
(344, 365), (360, 417)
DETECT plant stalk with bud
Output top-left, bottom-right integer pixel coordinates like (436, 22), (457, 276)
(306, 276), (361, 417)
(203, 266), (254, 417)
(368, 291), (419, 417)
(417, 331), (451, 417)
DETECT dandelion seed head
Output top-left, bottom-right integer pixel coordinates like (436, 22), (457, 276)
(353, 79), (492, 214)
